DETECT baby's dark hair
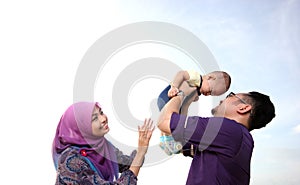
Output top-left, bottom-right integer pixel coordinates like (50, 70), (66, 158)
(245, 91), (275, 131)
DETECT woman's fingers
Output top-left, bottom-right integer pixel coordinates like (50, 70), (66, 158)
(138, 118), (155, 142)
(144, 118), (155, 137)
(139, 119), (154, 131)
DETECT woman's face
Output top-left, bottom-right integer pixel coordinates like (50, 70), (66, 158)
(91, 106), (110, 137)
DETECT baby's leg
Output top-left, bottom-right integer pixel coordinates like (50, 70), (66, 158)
(157, 85), (171, 111)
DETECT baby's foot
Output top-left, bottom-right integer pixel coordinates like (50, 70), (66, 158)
(159, 135), (182, 155)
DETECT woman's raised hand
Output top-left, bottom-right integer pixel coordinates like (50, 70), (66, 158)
(137, 118), (155, 154)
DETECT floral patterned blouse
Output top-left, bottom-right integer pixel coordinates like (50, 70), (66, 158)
(55, 147), (138, 185)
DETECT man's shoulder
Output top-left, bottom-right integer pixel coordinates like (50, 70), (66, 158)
(201, 117), (250, 137)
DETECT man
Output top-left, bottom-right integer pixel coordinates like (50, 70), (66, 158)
(157, 90), (275, 184)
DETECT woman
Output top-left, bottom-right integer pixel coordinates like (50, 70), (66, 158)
(52, 102), (154, 184)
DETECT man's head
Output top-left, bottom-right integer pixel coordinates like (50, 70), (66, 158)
(211, 91), (275, 131)
(200, 71), (231, 96)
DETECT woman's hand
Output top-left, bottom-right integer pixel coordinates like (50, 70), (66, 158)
(129, 118), (154, 176)
(137, 118), (155, 155)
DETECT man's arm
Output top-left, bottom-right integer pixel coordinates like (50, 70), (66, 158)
(157, 94), (184, 135)
(180, 90), (198, 116)
(168, 71), (190, 97)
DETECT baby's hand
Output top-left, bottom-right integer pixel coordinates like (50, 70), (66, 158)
(168, 86), (179, 97)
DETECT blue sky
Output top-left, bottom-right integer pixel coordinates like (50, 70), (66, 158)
(0, 0), (299, 184)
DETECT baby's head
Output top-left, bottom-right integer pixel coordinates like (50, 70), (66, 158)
(200, 71), (231, 96)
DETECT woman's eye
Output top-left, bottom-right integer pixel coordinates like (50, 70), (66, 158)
(92, 117), (98, 122)
(100, 111), (104, 115)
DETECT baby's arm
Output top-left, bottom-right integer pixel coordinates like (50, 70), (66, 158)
(168, 71), (191, 97)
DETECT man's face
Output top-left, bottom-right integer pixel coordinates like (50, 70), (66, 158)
(211, 92), (248, 117)
(211, 98), (226, 116)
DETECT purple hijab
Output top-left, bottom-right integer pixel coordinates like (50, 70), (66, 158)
(52, 102), (119, 181)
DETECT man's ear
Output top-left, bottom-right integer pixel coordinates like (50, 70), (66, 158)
(237, 104), (252, 114)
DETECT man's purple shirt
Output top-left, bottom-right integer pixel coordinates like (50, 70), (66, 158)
(170, 113), (254, 185)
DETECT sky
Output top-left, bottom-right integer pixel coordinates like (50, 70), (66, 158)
(0, 0), (299, 184)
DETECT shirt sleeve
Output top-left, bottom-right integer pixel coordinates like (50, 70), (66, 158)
(55, 148), (137, 185)
(113, 146), (137, 173)
(170, 113), (205, 147)
(170, 113), (244, 158)
(186, 70), (201, 87)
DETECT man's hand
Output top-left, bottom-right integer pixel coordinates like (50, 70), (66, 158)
(168, 85), (179, 97)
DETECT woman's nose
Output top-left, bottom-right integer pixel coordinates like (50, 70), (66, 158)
(100, 114), (108, 122)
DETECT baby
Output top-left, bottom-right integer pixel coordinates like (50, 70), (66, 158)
(157, 70), (231, 155)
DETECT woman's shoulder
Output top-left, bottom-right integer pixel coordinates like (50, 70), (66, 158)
(56, 147), (100, 184)
(58, 147), (92, 171)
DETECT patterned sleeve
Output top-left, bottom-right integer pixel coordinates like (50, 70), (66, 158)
(113, 147), (137, 173)
(55, 148), (137, 185)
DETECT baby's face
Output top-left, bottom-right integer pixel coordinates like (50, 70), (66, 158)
(201, 79), (228, 96)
